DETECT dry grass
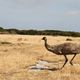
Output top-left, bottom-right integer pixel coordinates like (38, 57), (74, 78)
(0, 34), (80, 80)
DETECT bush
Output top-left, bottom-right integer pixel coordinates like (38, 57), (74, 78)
(0, 27), (80, 37)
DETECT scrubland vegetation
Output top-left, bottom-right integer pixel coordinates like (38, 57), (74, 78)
(0, 35), (79, 80)
(0, 27), (80, 80)
(0, 27), (80, 37)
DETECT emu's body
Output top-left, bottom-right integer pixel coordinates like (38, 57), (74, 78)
(42, 37), (80, 69)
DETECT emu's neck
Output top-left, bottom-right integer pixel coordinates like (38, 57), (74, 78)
(44, 39), (62, 55)
(44, 39), (53, 52)
(44, 39), (48, 49)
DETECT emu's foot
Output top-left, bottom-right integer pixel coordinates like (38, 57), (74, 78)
(70, 62), (73, 66)
(60, 66), (65, 69)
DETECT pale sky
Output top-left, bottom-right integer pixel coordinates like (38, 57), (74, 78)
(0, 0), (80, 32)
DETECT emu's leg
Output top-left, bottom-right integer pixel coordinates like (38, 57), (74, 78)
(61, 55), (68, 69)
(70, 54), (77, 65)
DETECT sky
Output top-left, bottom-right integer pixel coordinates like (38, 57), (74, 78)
(0, 0), (80, 32)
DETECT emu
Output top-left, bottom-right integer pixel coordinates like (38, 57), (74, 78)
(42, 37), (80, 69)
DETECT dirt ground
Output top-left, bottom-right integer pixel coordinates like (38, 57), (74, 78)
(0, 34), (80, 80)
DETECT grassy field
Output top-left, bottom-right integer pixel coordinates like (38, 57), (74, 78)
(0, 34), (80, 80)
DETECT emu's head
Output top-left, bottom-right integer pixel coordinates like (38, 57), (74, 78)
(42, 37), (47, 41)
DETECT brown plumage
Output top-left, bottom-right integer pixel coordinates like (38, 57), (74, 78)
(42, 37), (80, 69)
